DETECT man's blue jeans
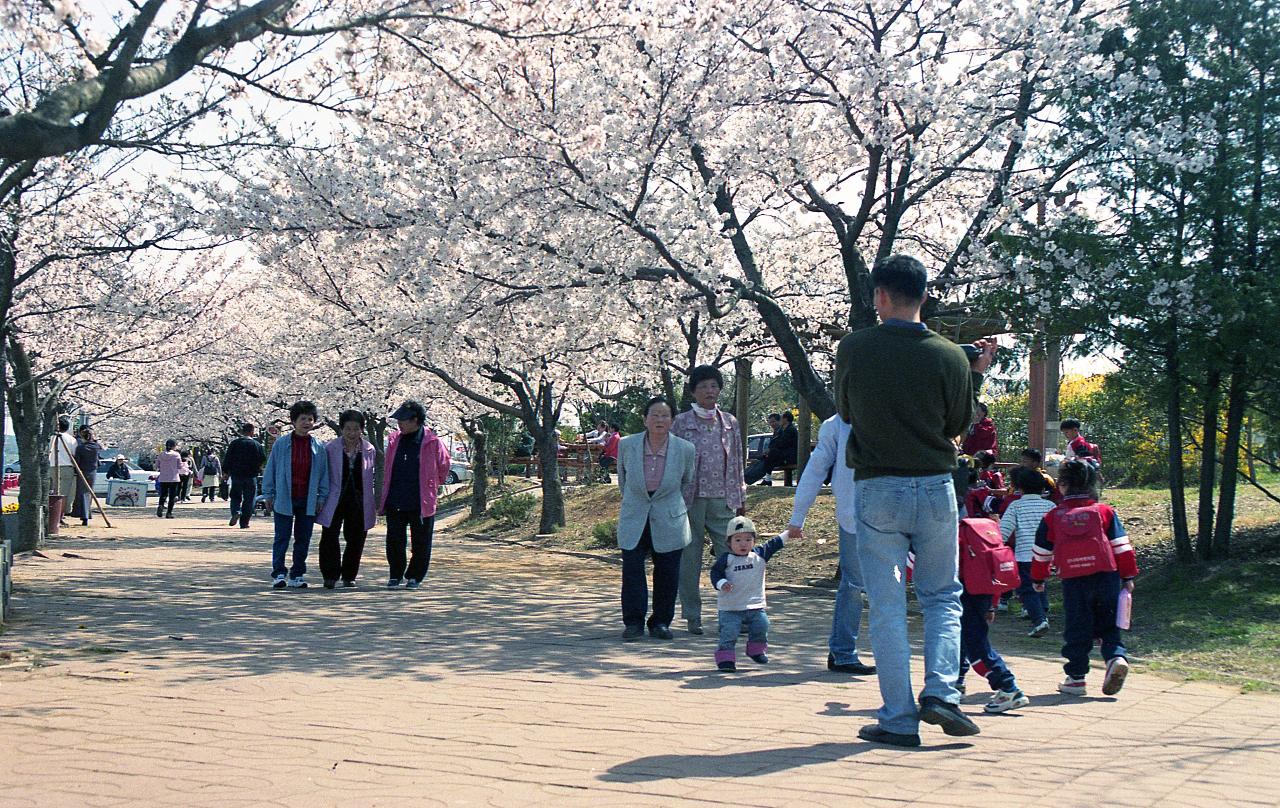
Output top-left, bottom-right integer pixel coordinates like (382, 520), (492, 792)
(856, 473), (963, 735)
(829, 527), (867, 665)
(272, 497), (315, 580)
(229, 474), (256, 527)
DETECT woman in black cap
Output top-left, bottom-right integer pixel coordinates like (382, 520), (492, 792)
(378, 400), (453, 589)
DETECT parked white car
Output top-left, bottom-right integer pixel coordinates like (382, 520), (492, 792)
(445, 461), (472, 485)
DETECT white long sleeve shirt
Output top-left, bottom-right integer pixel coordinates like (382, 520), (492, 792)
(788, 415), (857, 534)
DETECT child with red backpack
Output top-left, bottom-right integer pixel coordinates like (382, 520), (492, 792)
(1032, 460), (1138, 697)
(956, 517), (1029, 713)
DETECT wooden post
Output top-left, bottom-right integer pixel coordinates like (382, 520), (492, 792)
(1046, 336), (1062, 453)
(797, 395), (811, 478)
(734, 358), (751, 459)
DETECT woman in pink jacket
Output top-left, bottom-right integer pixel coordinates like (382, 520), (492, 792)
(317, 410), (378, 589)
(379, 400), (452, 590)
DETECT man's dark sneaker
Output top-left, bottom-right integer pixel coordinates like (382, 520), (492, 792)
(857, 723), (920, 747)
(827, 653), (877, 675)
(405, 579), (421, 590)
(229, 514), (238, 527)
(622, 625), (644, 642)
(686, 619), (704, 635)
(649, 624), (674, 640)
(387, 578), (401, 588)
(323, 579), (337, 589)
(919, 696), (981, 736)
(717, 660), (736, 672)
(342, 580), (356, 588)
(750, 653), (769, 664)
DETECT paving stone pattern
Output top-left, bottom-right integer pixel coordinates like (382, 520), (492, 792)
(1, 505), (1276, 807)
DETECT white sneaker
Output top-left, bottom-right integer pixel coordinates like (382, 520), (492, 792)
(1102, 657), (1130, 695)
(1028, 620), (1050, 637)
(1058, 675), (1087, 696)
(984, 688), (1030, 714)
(272, 574), (287, 590)
(286, 576), (308, 589)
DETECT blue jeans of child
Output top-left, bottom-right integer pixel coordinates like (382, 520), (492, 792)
(716, 608), (769, 663)
(1017, 561), (1049, 624)
(958, 592), (1017, 692)
(856, 473), (963, 735)
(829, 527), (867, 665)
(1061, 571), (1126, 678)
(272, 497), (315, 580)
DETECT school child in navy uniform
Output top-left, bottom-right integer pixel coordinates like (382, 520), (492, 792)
(709, 516), (797, 672)
(1032, 460), (1139, 697)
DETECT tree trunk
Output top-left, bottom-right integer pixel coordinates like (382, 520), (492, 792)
(734, 358), (751, 460)
(1196, 368), (1221, 560)
(366, 417), (387, 508)
(1245, 413), (1255, 481)
(1164, 332), (1192, 563)
(536, 427), (564, 534)
(6, 339), (56, 552)
(1212, 354), (1248, 559)
(659, 364), (678, 412)
(468, 428), (488, 517)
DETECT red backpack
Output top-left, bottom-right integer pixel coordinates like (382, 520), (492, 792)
(958, 518), (1020, 595)
(1050, 503), (1116, 578)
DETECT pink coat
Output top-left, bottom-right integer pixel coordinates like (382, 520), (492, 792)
(317, 438), (377, 530)
(378, 428), (452, 519)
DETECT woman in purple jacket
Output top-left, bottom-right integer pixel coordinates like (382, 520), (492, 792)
(317, 410), (378, 589)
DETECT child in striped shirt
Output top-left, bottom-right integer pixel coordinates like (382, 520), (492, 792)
(1000, 467), (1057, 637)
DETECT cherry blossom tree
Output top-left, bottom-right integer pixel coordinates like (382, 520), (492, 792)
(324, 0), (1135, 420)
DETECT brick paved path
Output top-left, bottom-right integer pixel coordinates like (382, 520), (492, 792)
(1, 505), (1276, 807)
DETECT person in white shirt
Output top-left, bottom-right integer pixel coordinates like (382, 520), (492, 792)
(787, 414), (877, 676)
(49, 417), (79, 525)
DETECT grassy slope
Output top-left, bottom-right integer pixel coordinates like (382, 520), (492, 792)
(460, 472), (1280, 692)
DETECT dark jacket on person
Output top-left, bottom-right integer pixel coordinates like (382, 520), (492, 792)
(106, 461), (131, 480)
(767, 423), (799, 465)
(73, 440), (102, 497)
(223, 436), (266, 478)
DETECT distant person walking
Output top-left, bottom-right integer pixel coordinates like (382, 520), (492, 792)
(71, 427), (102, 525)
(155, 439), (183, 519)
(317, 410), (377, 589)
(379, 401), (452, 590)
(671, 365), (747, 636)
(223, 423), (266, 528)
(835, 254), (995, 747)
(615, 397), (696, 641)
(178, 450), (194, 502)
(199, 450), (222, 502)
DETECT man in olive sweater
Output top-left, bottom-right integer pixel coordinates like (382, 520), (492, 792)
(835, 254), (996, 747)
